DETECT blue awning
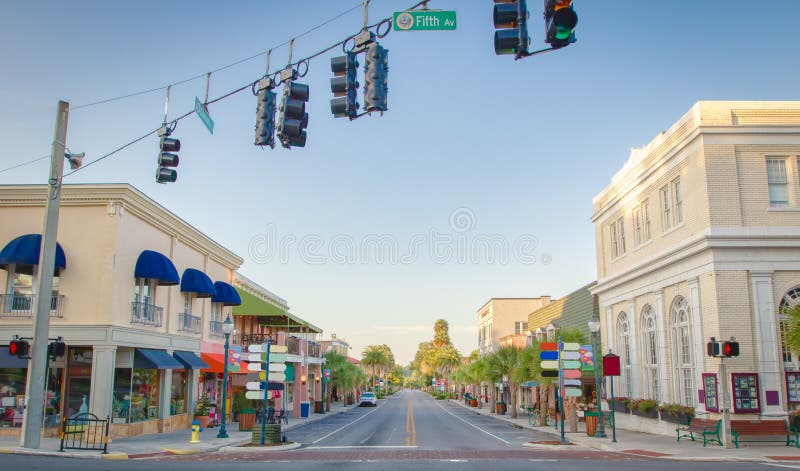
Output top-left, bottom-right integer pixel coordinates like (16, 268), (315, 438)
(0, 234), (66, 275)
(134, 250), (180, 286)
(211, 281), (241, 306)
(173, 351), (209, 369)
(134, 349), (184, 369)
(181, 268), (216, 298)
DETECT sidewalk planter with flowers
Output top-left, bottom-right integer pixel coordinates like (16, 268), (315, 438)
(630, 399), (659, 419)
(658, 403), (694, 425)
(610, 397), (631, 413)
(195, 394), (213, 429)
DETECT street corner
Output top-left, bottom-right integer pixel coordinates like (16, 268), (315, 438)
(218, 442), (301, 453)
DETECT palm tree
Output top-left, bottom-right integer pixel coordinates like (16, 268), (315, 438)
(361, 345), (388, 390)
(433, 345), (461, 386)
(487, 346), (521, 418)
(784, 303), (800, 356)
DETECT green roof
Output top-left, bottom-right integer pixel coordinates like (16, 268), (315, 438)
(233, 288), (322, 333)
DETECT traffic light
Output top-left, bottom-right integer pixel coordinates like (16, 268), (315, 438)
(48, 338), (66, 359)
(721, 340), (740, 358)
(363, 43), (388, 113)
(706, 337), (720, 357)
(254, 80), (277, 147)
(277, 81), (309, 148)
(330, 52), (359, 119)
(544, 0), (578, 49)
(156, 130), (180, 184)
(493, 0), (529, 58)
(9, 339), (29, 359)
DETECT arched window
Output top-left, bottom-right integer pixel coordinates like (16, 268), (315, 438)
(779, 288), (800, 364)
(641, 305), (659, 401)
(671, 297), (694, 406)
(617, 312), (632, 397)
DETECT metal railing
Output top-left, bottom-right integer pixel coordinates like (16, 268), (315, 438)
(130, 301), (163, 327)
(307, 342), (321, 358)
(59, 413), (110, 454)
(209, 320), (223, 337)
(232, 332), (277, 346)
(287, 336), (300, 355)
(179, 312), (201, 334)
(0, 293), (64, 318)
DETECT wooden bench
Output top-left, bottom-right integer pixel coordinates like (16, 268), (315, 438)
(731, 419), (798, 448)
(676, 418), (722, 447)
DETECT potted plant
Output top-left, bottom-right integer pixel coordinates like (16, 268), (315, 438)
(658, 403), (695, 425)
(630, 399), (659, 419)
(610, 397), (631, 413)
(195, 394), (213, 429)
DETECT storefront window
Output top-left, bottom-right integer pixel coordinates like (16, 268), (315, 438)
(112, 368), (132, 424)
(171, 370), (187, 415)
(0, 368), (25, 428)
(130, 369), (159, 422)
(44, 367), (63, 427)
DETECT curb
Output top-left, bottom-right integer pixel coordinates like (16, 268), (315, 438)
(218, 442), (302, 453)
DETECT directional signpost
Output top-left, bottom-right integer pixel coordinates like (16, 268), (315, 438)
(245, 342), (287, 445)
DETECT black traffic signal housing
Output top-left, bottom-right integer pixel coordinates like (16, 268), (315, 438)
(706, 337), (720, 357)
(721, 340), (740, 358)
(363, 43), (388, 113)
(9, 339), (30, 359)
(254, 78), (277, 148)
(544, 0), (578, 49)
(48, 337), (66, 360)
(156, 128), (180, 183)
(493, 0), (530, 58)
(277, 80), (310, 148)
(330, 52), (360, 119)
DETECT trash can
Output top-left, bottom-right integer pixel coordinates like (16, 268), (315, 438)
(585, 411), (598, 437)
(300, 401), (310, 418)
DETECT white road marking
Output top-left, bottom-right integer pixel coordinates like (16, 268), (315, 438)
(311, 405), (383, 444)
(433, 401), (511, 444)
(304, 445), (419, 449)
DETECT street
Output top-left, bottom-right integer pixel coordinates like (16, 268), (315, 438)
(0, 391), (787, 469)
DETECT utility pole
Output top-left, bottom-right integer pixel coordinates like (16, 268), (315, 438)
(21, 100), (69, 449)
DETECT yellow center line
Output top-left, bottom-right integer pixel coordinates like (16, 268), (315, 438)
(405, 400), (411, 446)
(409, 400), (417, 445)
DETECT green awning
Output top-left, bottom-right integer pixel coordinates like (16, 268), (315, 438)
(232, 288), (322, 333)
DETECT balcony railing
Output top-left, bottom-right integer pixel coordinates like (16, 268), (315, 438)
(209, 320), (223, 337)
(131, 301), (163, 327)
(232, 332), (276, 347)
(307, 342), (320, 358)
(1, 293), (64, 318)
(179, 312), (201, 334)
(287, 336), (299, 355)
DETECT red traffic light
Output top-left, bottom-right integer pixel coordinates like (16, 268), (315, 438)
(721, 341), (740, 357)
(9, 339), (30, 358)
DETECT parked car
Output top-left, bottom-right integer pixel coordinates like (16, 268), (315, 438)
(359, 391), (377, 407)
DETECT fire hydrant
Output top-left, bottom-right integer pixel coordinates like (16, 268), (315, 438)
(190, 419), (202, 443)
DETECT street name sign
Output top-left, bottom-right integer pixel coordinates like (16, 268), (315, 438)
(194, 97), (214, 134)
(393, 10), (456, 31)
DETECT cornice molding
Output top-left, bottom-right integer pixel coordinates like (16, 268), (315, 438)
(0, 184), (243, 269)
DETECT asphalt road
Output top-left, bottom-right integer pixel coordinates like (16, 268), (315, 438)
(0, 391), (785, 469)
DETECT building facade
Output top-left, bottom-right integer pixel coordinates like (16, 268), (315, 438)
(0, 184), (242, 436)
(592, 101), (800, 418)
(477, 297), (551, 356)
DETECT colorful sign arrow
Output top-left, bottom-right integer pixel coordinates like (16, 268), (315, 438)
(257, 372), (286, 381)
(540, 360), (559, 370)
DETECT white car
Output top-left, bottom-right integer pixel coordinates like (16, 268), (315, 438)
(359, 391), (377, 407)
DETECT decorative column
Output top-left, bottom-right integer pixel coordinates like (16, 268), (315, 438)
(751, 272), (783, 414)
(654, 290), (671, 402)
(89, 346), (117, 419)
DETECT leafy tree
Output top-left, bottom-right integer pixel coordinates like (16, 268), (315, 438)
(487, 347), (521, 418)
(433, 319), (451, 349)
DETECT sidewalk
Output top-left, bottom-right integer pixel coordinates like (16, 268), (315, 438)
(0, 403), (356, 460)
(449, 399), (800, 463)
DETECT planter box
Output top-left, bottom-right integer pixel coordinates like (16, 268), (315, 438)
(610, 400), (630, 413)
(469, 399), (478, 407)
(238, 413), (255, 431)
(631, 407), (658, 419)
(659, 410), (692, 425)
(251, 424), (281, 445)
(496, 403), (507, 415)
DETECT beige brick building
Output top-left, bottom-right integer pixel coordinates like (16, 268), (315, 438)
(592, 101), (800, 418)
(477, 297), (551, 356)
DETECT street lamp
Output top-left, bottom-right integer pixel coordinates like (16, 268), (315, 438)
(588, 314), (607, 439)
(217, 315), (234, 439)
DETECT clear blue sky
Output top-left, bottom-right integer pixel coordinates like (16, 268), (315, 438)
(1, 1), (799, 365)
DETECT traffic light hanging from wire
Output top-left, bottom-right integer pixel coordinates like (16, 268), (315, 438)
(156, 128), (180, 184)
(277, 81), (310, 148)
(255, 79), (277, 147)
(493, 0), (530, 58)
(330, 52), (360, 119)
(363, 43), (388, 113)
(544, 0), (578, 49)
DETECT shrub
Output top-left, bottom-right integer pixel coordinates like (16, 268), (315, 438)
(196, 394), (211, 416)
(630, 399), (658, 414)
(658, 402), (695, 418)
